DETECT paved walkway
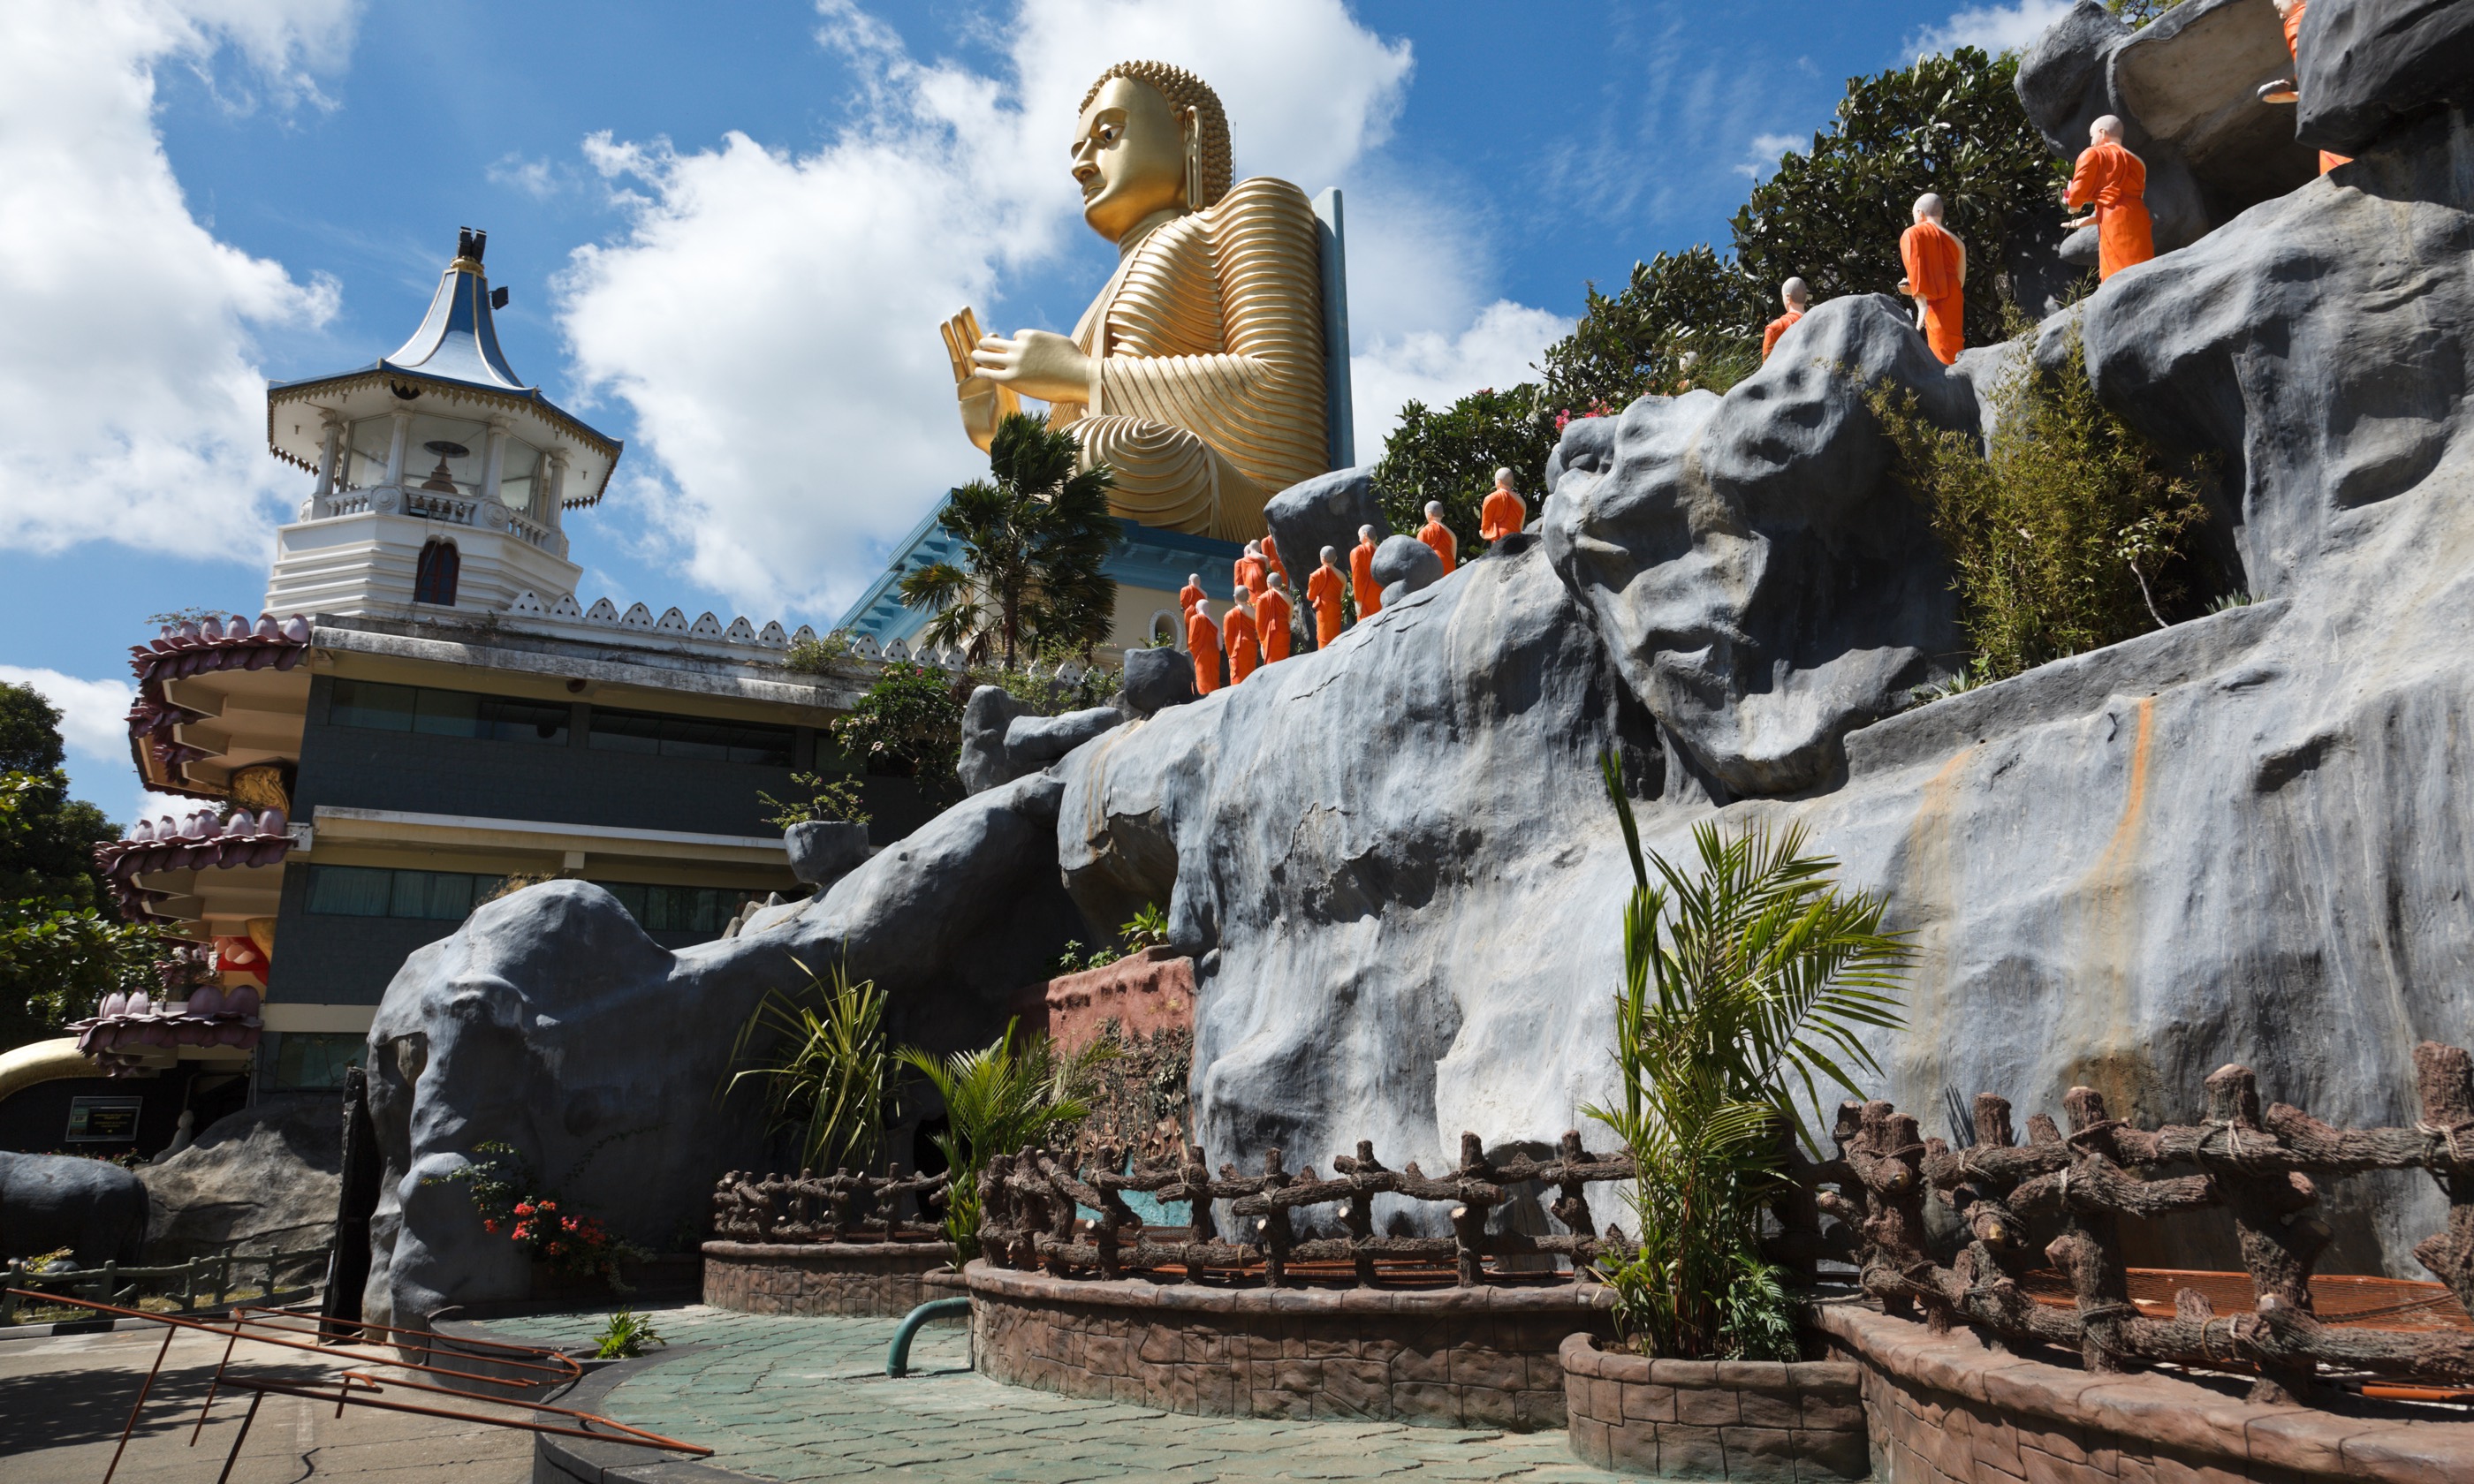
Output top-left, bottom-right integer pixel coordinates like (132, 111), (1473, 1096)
(491, 1304), (1628, 1483)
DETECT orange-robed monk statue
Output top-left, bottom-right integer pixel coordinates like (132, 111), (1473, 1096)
(1898, 193), (1966, 366)
(1257, 574), (1294, 663)
(2063, 116), (2154, 282)
(1223, 587), (1261, 684)
(1350, 525), (1381, 618)
(1187, 599), (1223, 694)
(1479, 466), (1526, 542)
(1760, 277), (1809, 361)
(1416, 501), (1457, 574)
(1178, 572), (1204, 615)
(1308, 546), (1345, 647)
(1261, 533), (1291, 590)
(1235, 541), (1268, 597)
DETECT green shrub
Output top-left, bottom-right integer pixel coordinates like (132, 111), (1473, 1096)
(897, 1022), (1116, 1262)
(783, 631), (858, 674)
(727, 961), (900, 1173)
(758, 772), (871, 829)
(830, 662), (966, 800)
(1372, 385), (1561, 557)
(1867, 325), (2212, 684)
(592, 1308), (665, 1359)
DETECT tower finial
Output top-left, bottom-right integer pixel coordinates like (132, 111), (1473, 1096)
(457, 227), (487, 265)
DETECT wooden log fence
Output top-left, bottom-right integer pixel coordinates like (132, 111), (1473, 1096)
(709, 1164), (950, 1243)
(979, 1131), (1637, 1287)
(0, 1244), (332, 1327)
(1790, 1041), (2474, 1404)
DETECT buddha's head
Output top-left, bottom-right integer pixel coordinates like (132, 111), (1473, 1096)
(1074, 61), (1232, 242)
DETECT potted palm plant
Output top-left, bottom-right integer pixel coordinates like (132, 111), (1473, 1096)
(1563, 755), (1905, 1481)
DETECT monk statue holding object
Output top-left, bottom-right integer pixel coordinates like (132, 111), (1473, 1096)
(1257, 573), (1294, 663)
(2263, 2), (2350, 175)
(1416, 500), (1458, 574)
(1897, 193), (1966, 366)
(2063, 116), (2154, 282)
(1308, 546), (1346, 647)
(939, 60), (1326, 543)
(1760, 278), (1809, 361)
(1478, 466), (1527, 543)
(1351, 525), (1381, 618)
(1261, 533), (1291, 589)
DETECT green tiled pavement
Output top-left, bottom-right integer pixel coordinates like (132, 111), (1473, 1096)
(489, 1305), (1625, 1483)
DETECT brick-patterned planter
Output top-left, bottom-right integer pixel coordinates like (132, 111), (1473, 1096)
(1814, 1302), (2474, 1482)
(1560, 1332), (1867, 1480)
(1038, 947), (1195, 1052)
(702, 1240), (957, 1318)
(967, 1260), (1613, 1428)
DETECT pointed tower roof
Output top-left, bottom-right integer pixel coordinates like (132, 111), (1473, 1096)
(266, 229), (623, 506)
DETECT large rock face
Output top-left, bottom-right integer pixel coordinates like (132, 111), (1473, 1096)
(2297, 0), (2474, 156)
(0, 1151), (148, 1266)
(140, 1096), (341, 1261)
(360, 770), (1081, 1327)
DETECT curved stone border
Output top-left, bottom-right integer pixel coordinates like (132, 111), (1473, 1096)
(702, 1239), (958, 1318)
(1559, 1331), (1867, 1480)
(1813, 1301), (2474, 1482)
(519, 1340), (763, 1484)
(966, 1259), (1613, 1428)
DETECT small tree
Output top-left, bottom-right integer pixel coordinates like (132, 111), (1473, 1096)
(828, 662), (967, 801)
(727, 960), (901, 1174)
(897, 1021), (1115, 1261)
(1371, 385), (1562, 557)
(1585, 754), (1909, 1360)
(899, 413), (1121, 669)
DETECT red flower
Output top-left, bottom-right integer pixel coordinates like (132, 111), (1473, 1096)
(482, 1219), (499, 1234)
(513, 1202), (535, 1216)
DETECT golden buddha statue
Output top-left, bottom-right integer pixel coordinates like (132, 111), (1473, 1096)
(940, 60), (1327, 544)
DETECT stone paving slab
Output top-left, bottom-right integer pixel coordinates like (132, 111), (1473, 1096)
(490, 1304), (1628, 1483)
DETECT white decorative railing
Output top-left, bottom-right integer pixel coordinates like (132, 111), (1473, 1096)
(313, 487), (556, 549)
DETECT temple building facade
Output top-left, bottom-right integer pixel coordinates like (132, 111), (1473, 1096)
(64, 231), (924, 1127)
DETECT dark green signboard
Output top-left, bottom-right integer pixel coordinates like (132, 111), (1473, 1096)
(65, 1096), (142, 1143)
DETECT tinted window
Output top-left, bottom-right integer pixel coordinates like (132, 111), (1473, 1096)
(270, 1033), (362, 1090)
(587, 708), (793, 766)
(593, 882), (742, 937)
(330, 680), (568, 745)
(306, 865), (503, 920)
(306, 864), (395, 915)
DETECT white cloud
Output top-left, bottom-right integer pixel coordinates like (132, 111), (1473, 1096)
(1347, 301), (1574, 461)
(487, 153), (562, 200)
(1909, 0), (2076, 59)
(0, 668), (136, 763)
(1734, 132), (1803, 180)
(0, 0), (352, 564)
(560, 0), (1549, 620)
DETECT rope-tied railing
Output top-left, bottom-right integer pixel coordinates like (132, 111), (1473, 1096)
(979, 1130), (1637, 1288)
(709, 1164), (950, 1244)
(1789, 1040), (2474, 1404)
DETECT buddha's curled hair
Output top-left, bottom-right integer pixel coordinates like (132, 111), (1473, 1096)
(1080, 60), (1233, 209)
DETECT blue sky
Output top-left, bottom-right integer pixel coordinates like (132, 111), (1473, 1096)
(0, 0), (2068, 824)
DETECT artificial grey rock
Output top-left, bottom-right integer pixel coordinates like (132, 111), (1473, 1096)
(959, 685), (1036, 795)
(1049, 95), (2474, 1277)
(1370, 534), (1442, 600)
(1544, 292), (1969, 798)
(1006, 706), (1125, 772)
(140, 1095), (340, 1261)
(1120, 646), (1199, 716)
(2016, 0), (2313, 253)
(360, 769), (1082, 1329)
(785, 820), (871, 885)
(1264, 466), (1386, 579)
(0, 1150), (148, 1266)
(2296, 0), (2474, 157)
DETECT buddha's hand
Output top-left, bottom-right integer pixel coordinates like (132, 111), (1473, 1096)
(973, 328), (1099, 406)
(941, 309), (1014, 450)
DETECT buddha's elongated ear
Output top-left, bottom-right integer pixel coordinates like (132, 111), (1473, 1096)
(1182, 105), (1202, 212)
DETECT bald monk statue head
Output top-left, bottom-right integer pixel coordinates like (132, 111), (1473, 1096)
(939, 61), (1329, 544)
(1781, 277), (1809, 312)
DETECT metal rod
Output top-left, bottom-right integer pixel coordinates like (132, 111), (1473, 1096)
(214, 1392), (263, 1484)
(189, 1328), (240, 1445)
(102, 1321), (178, 1484)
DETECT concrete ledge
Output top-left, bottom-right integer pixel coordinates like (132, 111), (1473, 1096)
(702, 1240), (956, 1319)
(966, 1260), (1613, 1429)
(1814, 1300), (2474, 1482)
(520, 1341), (762, 1484)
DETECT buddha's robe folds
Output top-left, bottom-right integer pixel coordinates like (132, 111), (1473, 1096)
(1053, 178), (1327, 543)
(1306, 565), (1344, 647)
(2282, 4), (2352, 175)
(1350, 539), (1379, 617)
(1234, 553), (1268, 596)
(1177, 580), (1204, 615)
(2067, 141), (2154, 280)
(1187, 608), (1223, 693)
(1224, 605), (1261, 683)
(1261, 534), (1291, 589)
(1479, 488), (1526, 541)
(1417, 519), (1458, 574)
(1761, 309), (1803, 361)
(1256, 587), (1294, 662)
(1900, 221), (1966, 366)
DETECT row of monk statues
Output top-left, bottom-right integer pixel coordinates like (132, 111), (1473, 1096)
(1177, 469), (1535, 694)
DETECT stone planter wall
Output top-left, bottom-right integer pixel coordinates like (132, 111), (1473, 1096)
(968, 1260), (1613, 1428)
(1813, 1302), (2474, 1483)
(1038, 947), (1195, 1052)
(702, 1240), (956, 1318)
(1559, 1332), (1868, 1481)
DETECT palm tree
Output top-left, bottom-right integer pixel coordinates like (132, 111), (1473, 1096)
(897, 1020), (1116, 1261)
(1584, 753), (1909, 1359)
(899, 413), (1120, 670)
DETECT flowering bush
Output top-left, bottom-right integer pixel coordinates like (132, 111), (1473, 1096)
(438, 1140), (640, 1288)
